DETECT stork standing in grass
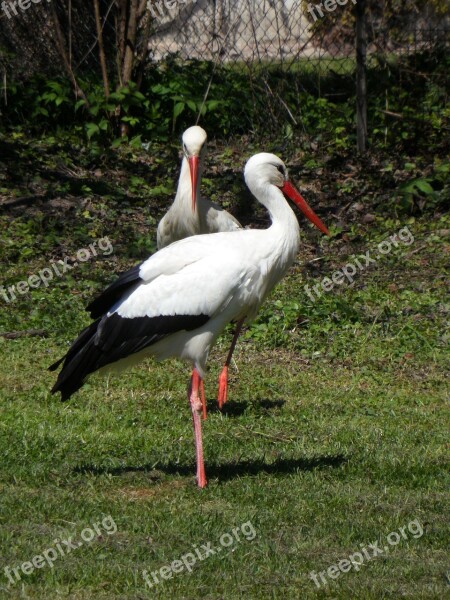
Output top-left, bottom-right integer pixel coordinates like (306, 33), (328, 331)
(157, 125), (243, 408)
(50, 153), (330, 488)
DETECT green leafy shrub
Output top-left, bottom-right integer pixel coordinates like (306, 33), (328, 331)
(0, 48), (447, 160)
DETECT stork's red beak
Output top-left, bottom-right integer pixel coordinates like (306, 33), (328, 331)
(188, 156), (200, 212)
(281, 181), (330, 236)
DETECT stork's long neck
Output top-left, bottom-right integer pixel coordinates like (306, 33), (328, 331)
(256, 183), (301, 274)
(175, 156), (203, 213)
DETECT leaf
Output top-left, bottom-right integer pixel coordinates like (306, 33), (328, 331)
(173, 102), (185, 119)
(400, 181), (417, 194)
(414, 179), (434, 195)
(151, 84), (171, 95)
(122, 116), (140, 126)
(47, 81), (63, 93)
(206, 100), (221, 111)
(86, 123), (100, 140)
(109, 91), (125, 102)
(130, 135), (143, 149)
(42, 92), (57, 102)
(147, 184), (174, 197)
(98, 118), (109, 131)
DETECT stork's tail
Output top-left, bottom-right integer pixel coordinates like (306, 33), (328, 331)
(49, 319), (102, 401)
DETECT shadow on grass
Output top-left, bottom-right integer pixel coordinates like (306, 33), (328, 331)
(207, 398), (286, 417)
(75, 454), (348, 483)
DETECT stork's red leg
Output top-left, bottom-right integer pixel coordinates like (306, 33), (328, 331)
(189, 368), (207, 488)
(217, 366), (228, 410)
(218, 319), (244, 409)
(200, 379), (207, 420)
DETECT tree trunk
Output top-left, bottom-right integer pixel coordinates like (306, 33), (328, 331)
(122, 0), (139, 88)
(135, 1), (153, 89)
(115, 0), (146, 136)
(50, 2), (89, 107)
(93, 0), (110, 97)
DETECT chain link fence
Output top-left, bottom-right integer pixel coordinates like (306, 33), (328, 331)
(1, 1), (448, 76)
(146, 0), (449, 65)
(0, 1), (448, 132)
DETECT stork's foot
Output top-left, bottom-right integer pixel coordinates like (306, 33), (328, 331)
(218, 365), (229, 410)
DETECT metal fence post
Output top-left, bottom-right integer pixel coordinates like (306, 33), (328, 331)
(356, 0), (368, 153)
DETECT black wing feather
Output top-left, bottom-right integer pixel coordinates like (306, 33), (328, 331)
(48, 318), (101, 372)
(86, 263), (143, 318)
(50, 313), (210, 401)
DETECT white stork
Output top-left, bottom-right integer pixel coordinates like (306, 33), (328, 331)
(157, 125), (243, 409)
(50, 153), (330, 488)
(156, 125), (241, 249)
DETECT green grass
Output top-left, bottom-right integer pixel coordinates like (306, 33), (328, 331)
(0, 136), (448, 598)
(227, 55), (358, 77)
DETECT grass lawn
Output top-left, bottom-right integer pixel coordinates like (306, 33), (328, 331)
(0, 135), (448, 599)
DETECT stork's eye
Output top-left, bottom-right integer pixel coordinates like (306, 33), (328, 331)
(277, 165), (285, 175)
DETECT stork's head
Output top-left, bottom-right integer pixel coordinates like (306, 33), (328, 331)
(244, 153), (330, 236)
(182, 126), (207, 212)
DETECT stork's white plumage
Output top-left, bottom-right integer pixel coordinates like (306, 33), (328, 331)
(156, 125), (241, 249)
(50, 152), (330, 488)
